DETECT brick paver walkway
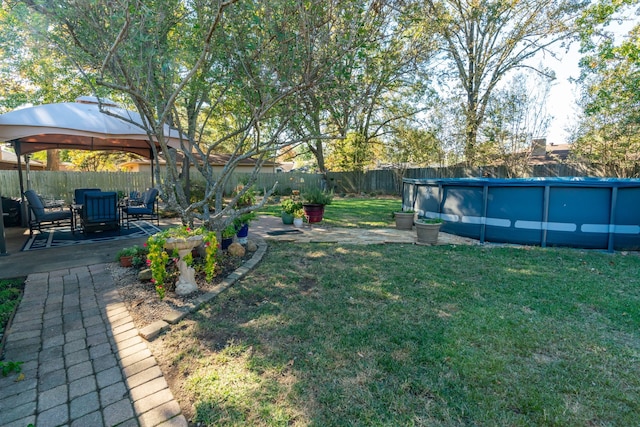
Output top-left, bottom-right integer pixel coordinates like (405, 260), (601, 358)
(0, 263), (186, 427)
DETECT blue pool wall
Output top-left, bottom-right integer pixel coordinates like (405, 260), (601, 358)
(402, 177), (640, 251)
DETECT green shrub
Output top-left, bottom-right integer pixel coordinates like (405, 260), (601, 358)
(302, 187), (333, 205)
(115, 245), (148, 267)
(281, 199), (303, 214)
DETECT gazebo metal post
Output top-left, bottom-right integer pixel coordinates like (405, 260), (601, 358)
(0, 191), (7, 255)
(14, 140), (28, 227)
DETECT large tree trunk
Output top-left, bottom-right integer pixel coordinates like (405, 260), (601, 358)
(46, 149), (61, 171)
(464, 116), (479, 167)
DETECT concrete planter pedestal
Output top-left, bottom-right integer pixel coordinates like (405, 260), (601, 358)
(164, 235), (203, 295)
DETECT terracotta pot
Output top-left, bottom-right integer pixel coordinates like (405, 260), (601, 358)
(119, 256), (133, 267)
(303, 203), (325, 223)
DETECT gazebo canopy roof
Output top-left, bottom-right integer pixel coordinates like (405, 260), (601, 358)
(0, 96), (186, 158)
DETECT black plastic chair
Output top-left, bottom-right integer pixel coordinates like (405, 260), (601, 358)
(24, 190), (73, 235)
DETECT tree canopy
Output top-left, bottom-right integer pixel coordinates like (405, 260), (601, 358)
(417, 0), (587, 166)
(17, 0), (383, 228)
(4, 0), (637, 191)
(573, 0), (640, 175)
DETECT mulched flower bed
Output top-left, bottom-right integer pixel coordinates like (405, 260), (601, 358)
(109, 247), (255, 331)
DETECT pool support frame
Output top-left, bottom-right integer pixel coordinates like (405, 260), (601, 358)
(402, 177), (640, 252)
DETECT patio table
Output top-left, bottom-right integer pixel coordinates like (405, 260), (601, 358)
(43, 199), (67, 210)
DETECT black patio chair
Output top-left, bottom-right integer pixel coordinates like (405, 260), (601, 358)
(122, 188), (159, 228)
(74, 188), (101, 205)
(72, 188), (101, 230)
(81, 191), (120, 234)
(24, 189), (73, 236)
(126, 190), (144, 206)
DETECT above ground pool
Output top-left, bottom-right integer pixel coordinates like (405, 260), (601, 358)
(402, 177), (640, 251)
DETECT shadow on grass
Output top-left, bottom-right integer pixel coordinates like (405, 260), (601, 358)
(157, 243), (640, 426)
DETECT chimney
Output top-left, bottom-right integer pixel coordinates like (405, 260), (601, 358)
(531, 138), (546, 156)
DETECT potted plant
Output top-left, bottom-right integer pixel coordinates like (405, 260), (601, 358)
(130, 246), (149, 267)
(235, 185), (256, 207)
(302, 187), (333, 223)
(293, 208), (305, 228)
(115, 245), (148, 267)
(281, 199), (302, 225)
(415, 218), (444, 245)
(393, 209), (415, 230)
(116, 247), (136, 267)
(221, 224), (236, 250)
(234, 212), (257, 244)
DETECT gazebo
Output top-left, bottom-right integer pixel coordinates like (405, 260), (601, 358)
(0, 96), (187, 254)
(0, 96), (186, 194)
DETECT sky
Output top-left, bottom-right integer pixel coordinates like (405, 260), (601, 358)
(543, 44), (583, 145)
(543, 14), (640, 146)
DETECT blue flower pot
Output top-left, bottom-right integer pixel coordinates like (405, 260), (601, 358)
(281, 211), (294, 225)
(221, 237), (233, 250)
(236, 223), (249, 244)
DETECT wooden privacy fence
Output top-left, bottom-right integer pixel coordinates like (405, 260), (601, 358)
(187, 172), (324, 196)
(329, 163), (629, 195)
(0, 170), (323, 201)
(0, 171), (151, 201)
(0, 163), (623, 201)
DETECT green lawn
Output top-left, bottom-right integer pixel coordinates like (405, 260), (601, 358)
(259, 196), (400, 228)
(157, 241), (640, 426)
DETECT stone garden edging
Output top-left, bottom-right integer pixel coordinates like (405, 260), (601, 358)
(138, 238), (268, 341)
